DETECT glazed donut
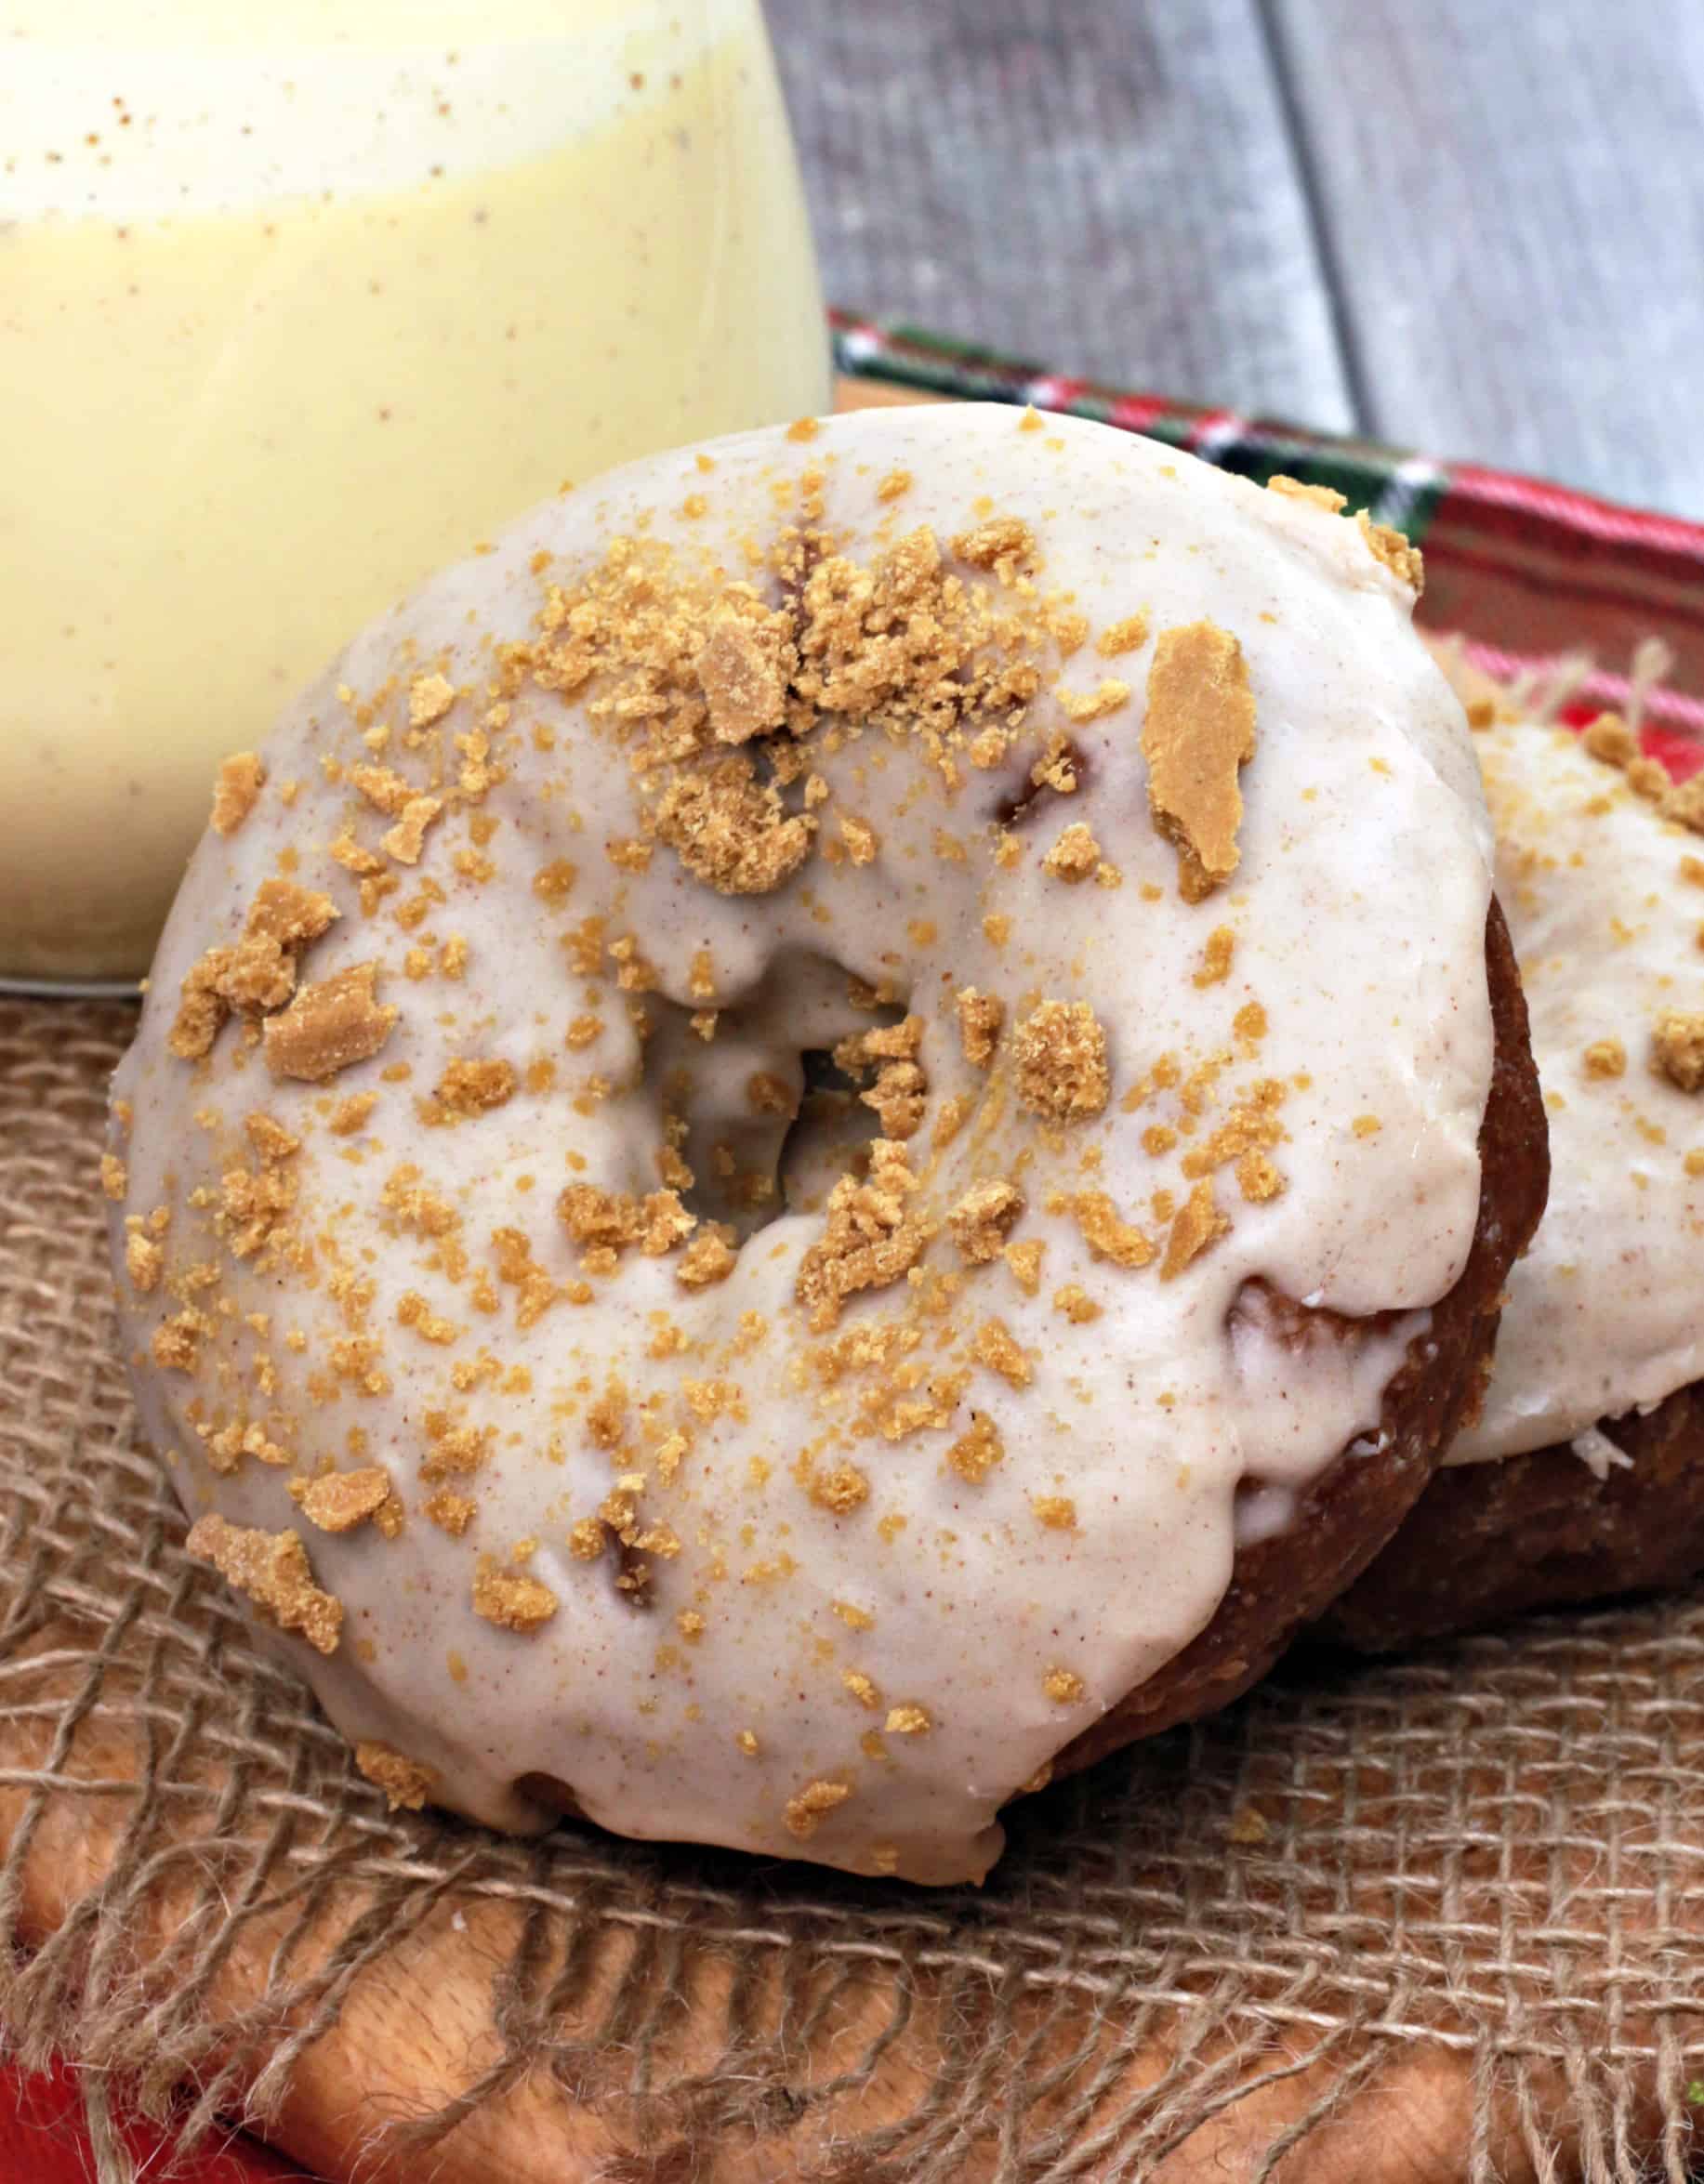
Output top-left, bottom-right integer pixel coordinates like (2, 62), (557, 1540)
(1332, 707), (1704, 1648)
(106, 404), (1543, 1882)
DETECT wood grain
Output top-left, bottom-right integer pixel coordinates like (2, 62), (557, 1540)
(1263, 0), (1704, 513)
(772, 0), (1355, 430)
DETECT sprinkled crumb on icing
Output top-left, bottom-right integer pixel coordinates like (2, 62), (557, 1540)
(947, 1179), (1024, 1263)
(1013, 1000), (1110, 1120)
(783, 1777), (851, 1838)
(945, 1413), (1003, 1483)
(1356, 511), (1424, 593)
(354, 1741), (437, 1810)
(1193, 927), (1236, 988)
(472, 1558), (559, 1633)
(954, 986), (1005, 1067)
(1653, 1010), (1704, 1093)
(1160, 1179), (1231, 1282)
(210, 752), (266, 836)
(1096, 612), (1150, 658)
(185, 1514), (343, 1654)
(288, 1467), (397, 1534)
(264, 963), (397, 1082)
(1142, 622), (1258, 901)
(1042, 822), (1103, 883)
(1583, 1038), (1627, 1080)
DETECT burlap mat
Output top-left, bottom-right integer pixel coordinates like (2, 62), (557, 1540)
(3, 995), (1702, 2183)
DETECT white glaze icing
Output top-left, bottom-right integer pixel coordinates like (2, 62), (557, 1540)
(108, 406), (1494, 1880)
(1452, 719), (1704, 1464)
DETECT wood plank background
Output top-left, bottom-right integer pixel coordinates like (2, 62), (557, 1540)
(769, 0), (1704, 517)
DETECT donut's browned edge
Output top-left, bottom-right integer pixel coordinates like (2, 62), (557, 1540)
(1051, 898), (1549, 1778)
(1325, 1383), (1704, 1651)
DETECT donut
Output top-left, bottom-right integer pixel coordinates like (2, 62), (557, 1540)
(1331, 707), (1704, 1649)
(105, 404), (1544, 1882)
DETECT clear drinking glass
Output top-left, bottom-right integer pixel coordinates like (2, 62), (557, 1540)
(0, 0), (827, 984)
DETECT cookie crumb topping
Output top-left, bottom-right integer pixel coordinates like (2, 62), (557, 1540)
(1142, 622), (1258, 901)
(355, 1741), (437, 1810)
(211, 752), (266, 835)
(185, 1514), (343, 1654)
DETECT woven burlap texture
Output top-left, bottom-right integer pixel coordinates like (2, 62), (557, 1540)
(2, 995), (1701, 2184)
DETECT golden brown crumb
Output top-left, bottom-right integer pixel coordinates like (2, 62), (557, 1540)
(1142, 622), (1257, 901)
(838, 813), (880, 866)
(328, 1091), (378, 1136)
(1066, 1190), (1154, 1269)
(425, 1491), (476, 1536)
(1653, 1010), (1704, 1092)
(1666, 778), (1704, 835)
(1096, 612), (1150, 658)
(1043, 822), (1103, 883)
(950, 514), (1037, 580)
(810, 1462), (870, 1514)
(409, 671), (457, 727)
(350, 763), (412, 816)
(1161, 1178), (1231, 1281)
(264, 963), (398, 1082)
(1582, 713), (1638, 768)
(1193, 927), (1235, 988)
(1057, 679), (1130, 724)
(1003, 1239), (1044, 1296)
(382, 795), (443, 865)
(210, 751), (266, 835)
(695, 608), (789, 744)
(885, 1704), (931, 1736)
(1052, 1283), (1101, 1323)
(877, 467), (912, 502)
(654, 757), (814, 896)
(1352, 1114), (1382, 1139)
(1043, 1666), (1085, 1705)
(170, 879), (338, 1059)
(471, 1558), (559, 1633)
(954, 986), (1005, 1069)
(677, 1228), (738, 1288)
(151, 1307), (211, 1374)
(796, 1140), (929, 1330)
(1627, 757), (1670, 801)
(1584, 1038), (1627, 1080)
(1013, 999), (1110, 1121)
(124, 1226), (163, 1292)
(288, 1466), (394, 1534)
(1267, 475), (1347, 514)
(842, 1669), (881, 1709)
(947, 1178), (1024, 1263)
(783, 1778), (851, 1839)
(434, 1057), (518, 1116)
(1033, 1494), (1077, 1530)
(972, 1316), (1032, 1388)
(354, 1741), (436, 1811)
(946, 1413), (1003, 1483)
(185, 1514), (343, 1654)
(1356, 511), (1423, 592)
(1686, 1150), (1704, 1178)
(1236, 1151), (1284, 1203)
(99, 1151), (127, 1201)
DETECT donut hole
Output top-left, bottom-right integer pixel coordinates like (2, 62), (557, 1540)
(641, 950), (905, 1243)
(778, 1052), (881, 1217)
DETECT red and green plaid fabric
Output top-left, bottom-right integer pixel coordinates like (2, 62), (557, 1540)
(832, 311), (1704, 778)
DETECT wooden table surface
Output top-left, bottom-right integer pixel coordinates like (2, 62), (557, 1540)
(771, 0), (1704, 518)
